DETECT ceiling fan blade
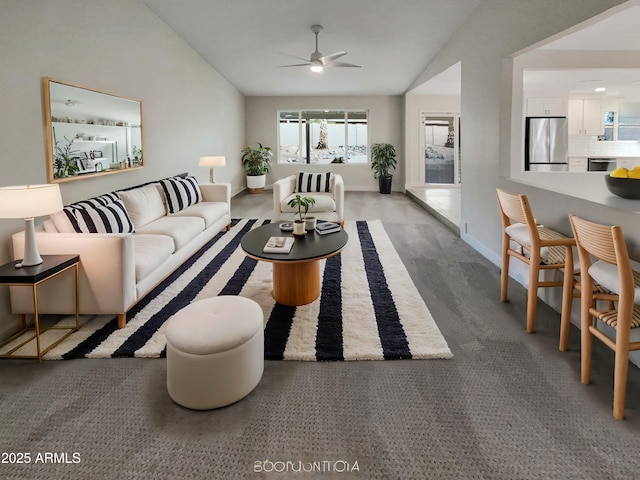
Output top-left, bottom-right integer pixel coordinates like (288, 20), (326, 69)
(276, 26), (362, 69)
(325, 60), (362, 68)
(280, 53), (314, 63)
(278, 63), (313, 68)
(321, 50), (347, 63)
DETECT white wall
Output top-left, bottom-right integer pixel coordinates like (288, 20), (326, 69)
(244, 96), (403, 191)
(0, 0), (245, 338)
(404, 94), (460, 188)
(407, 0), (627, 264)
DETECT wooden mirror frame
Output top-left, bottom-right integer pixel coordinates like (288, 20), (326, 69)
(43, 78), (144, 183)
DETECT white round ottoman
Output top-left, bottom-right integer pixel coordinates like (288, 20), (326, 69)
(166, 296), (264, 410)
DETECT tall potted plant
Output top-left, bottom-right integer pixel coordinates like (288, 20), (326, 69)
(241, 142), (272, 193)
(371, 143), (397, 194)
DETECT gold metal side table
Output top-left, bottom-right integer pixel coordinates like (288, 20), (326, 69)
(0, 255), (79, 362)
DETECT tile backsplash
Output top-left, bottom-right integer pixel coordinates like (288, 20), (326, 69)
(569, 135), (640, 158)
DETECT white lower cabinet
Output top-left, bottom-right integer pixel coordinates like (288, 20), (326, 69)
(568, 157), (587, 172)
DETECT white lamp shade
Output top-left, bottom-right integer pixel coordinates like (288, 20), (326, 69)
(199, 156), (226, 167)
(0, 184), (63, 219)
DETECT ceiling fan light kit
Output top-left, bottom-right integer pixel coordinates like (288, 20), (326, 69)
(280, 24), (361, 72)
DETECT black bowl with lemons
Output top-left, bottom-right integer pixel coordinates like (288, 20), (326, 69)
(605, 167), (640, 199)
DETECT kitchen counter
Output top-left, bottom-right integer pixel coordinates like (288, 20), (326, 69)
(509, 171), (640, 215)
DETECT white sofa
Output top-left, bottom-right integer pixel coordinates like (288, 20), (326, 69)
(10, 176), (231, 328)
(273, 172), (344, 225)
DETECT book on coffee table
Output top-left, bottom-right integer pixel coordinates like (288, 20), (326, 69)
(263, 236), (294, 253)
(315, 221), (341, 235)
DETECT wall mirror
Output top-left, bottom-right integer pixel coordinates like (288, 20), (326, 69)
(43, 78), (144, 183)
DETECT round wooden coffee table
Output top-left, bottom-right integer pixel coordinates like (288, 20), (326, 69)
(240, 222), (348, 306)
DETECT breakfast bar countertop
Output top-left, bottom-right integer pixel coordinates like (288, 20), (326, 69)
(509, 171), (640, 215)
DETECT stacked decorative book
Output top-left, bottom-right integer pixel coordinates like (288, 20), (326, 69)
(263, 236), (294, 253)
(315, 221), (341, 235)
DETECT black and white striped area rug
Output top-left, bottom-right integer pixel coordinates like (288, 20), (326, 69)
(13, 219), (452, 361)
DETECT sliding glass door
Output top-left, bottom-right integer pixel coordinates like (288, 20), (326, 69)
(421, 113), (459, 184)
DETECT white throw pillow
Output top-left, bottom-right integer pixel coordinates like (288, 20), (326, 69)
(117, 183), (166, 228)
(49, 210), (76, 233)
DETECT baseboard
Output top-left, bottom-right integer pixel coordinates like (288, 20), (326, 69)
(460, 232), (502, 268)
(344, 186), (385, 192)
(236, 186), (400, 195)
(236, 186), (272, 195)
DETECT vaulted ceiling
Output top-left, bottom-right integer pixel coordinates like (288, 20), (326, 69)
(524, 3), (640, 100)
(143, 0), (482, 96)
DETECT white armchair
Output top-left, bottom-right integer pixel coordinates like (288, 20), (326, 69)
(273, 173), (344, 226)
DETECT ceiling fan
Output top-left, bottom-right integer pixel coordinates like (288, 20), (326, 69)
(280, 25), (361, 72)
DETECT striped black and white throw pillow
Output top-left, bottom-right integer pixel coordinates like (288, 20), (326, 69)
(159, 176), (202, 214)
(73, 199), (135, 234)
(53, 192), (122, 233)
(296, 172), (333, 193)
(70, 192), (121, 210)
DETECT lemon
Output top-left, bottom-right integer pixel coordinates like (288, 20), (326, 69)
(633, 165), (640, 171)
(610, 168), (629, 178)
(628, 169), (640, 179)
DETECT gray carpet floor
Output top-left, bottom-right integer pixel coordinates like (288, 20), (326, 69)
(1, 191), (639, 480)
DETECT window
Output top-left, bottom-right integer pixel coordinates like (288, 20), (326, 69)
(601, 103), (640, 141)
(618, 102), (640, 141)
(603, 110), (615, 141)
(278, 110), (368, 164)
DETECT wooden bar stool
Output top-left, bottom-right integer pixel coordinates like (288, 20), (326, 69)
(569, 214), (640, 420)
(496, 189), (577, 350)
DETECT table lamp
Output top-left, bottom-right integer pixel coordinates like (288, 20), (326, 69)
(199, 156), (226, 183)
(0, 184), (63, 267)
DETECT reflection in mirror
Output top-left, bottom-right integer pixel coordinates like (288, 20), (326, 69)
(44, 78), (143, 183)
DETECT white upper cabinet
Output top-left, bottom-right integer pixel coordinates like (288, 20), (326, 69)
(568, 98), (603, 136)
(526, 97), (567, 117)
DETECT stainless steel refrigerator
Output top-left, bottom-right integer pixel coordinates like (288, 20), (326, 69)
(525, 117), (568, 172)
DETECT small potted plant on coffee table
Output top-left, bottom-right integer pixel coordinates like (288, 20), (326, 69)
(288, 194), (316, 235)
